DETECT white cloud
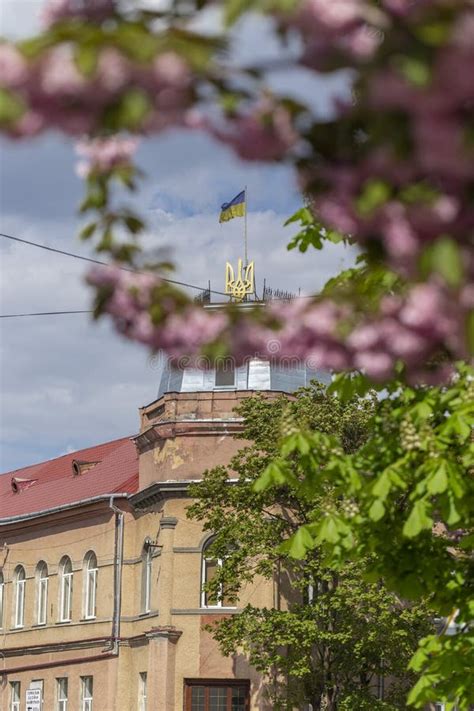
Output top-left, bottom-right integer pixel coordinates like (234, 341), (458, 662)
(0, 3), (352, 472)
(0, 0), (43, 38)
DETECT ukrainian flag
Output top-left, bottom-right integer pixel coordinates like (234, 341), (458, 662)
(219, 190), (246, 223)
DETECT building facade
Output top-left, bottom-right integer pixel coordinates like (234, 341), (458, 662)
(0, 359), (327, 711)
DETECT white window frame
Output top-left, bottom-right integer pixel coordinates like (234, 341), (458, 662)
(59, 557), (73, 622)
(83, 552), (98, 620)
(0, 571), (4, 628)
(201, 545), (235, 609)
(141, 545), (152, 614)
(138, 672), (147, 711)
(57, 677), (68, 711)
(81, 676), (93, 711)
(10, 681), (20, 711)
(30, 679), (44, 710)
(36, 562), (48, 625)
(13, 566), (25, 628)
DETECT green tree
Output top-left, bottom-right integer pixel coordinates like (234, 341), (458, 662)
(188, 384), (432, 710)
(256, 368), (474, 710)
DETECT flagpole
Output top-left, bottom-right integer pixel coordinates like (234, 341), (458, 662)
(244, 185), (248, 266)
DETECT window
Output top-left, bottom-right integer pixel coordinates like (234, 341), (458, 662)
(0, 571), (4, 628)
(10, 681), (20, 711)
(184, 680), (249, 711)
(138, 672), (147, 711)
(81, 676), (93, 711)
(59, 556), (73, 622)
(201, 540), (234, 609)
(141, 544), (152, 613)
(83, 551), (98, 619)
(215, 360), (235, 388)
(36, 561), (48, 625)
(13, 565), (25, 628)
(30, 680), (44, 709)
(57, 677), (68, 711)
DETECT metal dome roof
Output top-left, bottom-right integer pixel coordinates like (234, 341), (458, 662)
(157, 357), (330, 399)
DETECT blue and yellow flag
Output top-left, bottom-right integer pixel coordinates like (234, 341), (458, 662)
(219, 190), (246, 223)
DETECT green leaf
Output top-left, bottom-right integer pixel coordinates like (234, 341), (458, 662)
(106, 90), (151, 131)
(403, 500), (433, 538)
(420, 237), (464, 287)
(368, 499), (385, 522)
(399, 182), (439, 205)
(79, 222), (97, 240)
(285, 525), (315, 558)
(224, 0), (256, 26)
(426, 461), (448, 495)
(395, 56), (431, 86)
(325, 230), (344, 244)
(97, 228), (113, 252)
(467, 310), (474, 355)
(327, 372), (372, 401)
(315, 515), (349, 545)
(356, 179), (391, 217)
(0, 89), (24, 126)
(407, 673), (440, 705)
(123, 215), (145, 234)
(254, 460), (287, 492)
(415, 21), (451, 46)
(284, 207), (313, 227)
(114, 23), (158, 61)
(445, 495), (461, 526)
(74, 43), (99, 77)
(285, 206), (344, 253)
(19, 34), (54, 58)
(79, 182), (107, 212)
(372, 472), (391, 500)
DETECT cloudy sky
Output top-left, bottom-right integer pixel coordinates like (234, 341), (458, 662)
(0, 1), (352, 473)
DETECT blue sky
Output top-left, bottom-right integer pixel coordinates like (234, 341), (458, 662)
(0, 2), (353, 472)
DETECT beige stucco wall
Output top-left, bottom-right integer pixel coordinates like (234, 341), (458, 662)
(0, 499), (272, 710)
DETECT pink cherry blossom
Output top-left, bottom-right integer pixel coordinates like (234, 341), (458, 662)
(40, 47), (87, 96)
(212, 100), (298, 162)
(42, 0), (116, 27)
(75, 136), (139, 177)
(160, 308), (228, 358)
(0, 44), (27, 88)
(153, 53), (190, 89)
(354, 350), (394, 381)
(381, 204), (419, 261)
(299, 0), (362, 31)
(7, 111), (44, 139)
(96, 49), (130, 94)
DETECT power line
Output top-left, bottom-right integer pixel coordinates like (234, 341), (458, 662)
(0, 310), (92, 319)
(0, 231), (228, 297)
(0, 231), (319, 320)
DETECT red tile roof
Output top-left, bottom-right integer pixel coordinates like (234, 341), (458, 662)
(0, 437), (138, 519)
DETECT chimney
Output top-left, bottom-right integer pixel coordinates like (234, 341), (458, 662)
(72, 460), (100, 477)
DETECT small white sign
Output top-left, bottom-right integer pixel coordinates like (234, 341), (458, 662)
(26, 688), (41, 711)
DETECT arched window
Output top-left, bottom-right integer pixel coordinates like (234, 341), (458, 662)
(13, 565), (26, 628)
(59, 556), (73, 622)
(141, 543), (152, 614)
(201, 539), (234, 609)
(35, 561), (48, 625)
(83, 551), (98, 619)
(0, 571), (4, 629)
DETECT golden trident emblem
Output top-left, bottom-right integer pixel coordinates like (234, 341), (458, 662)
(225, 259), (255, 301)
